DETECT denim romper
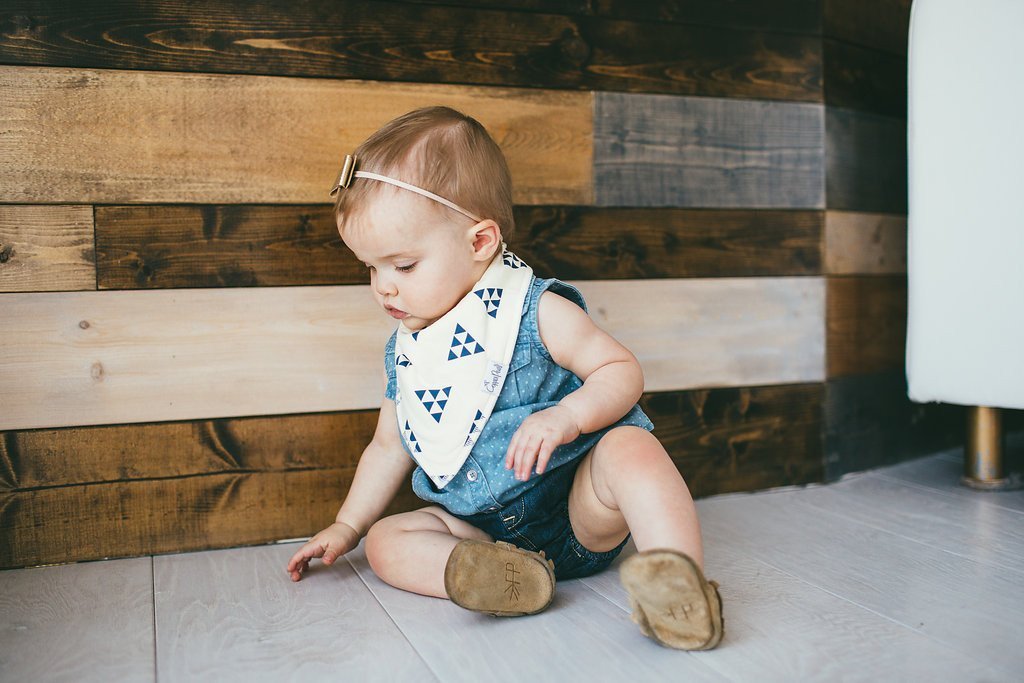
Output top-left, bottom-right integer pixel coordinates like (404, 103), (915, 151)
(385, 275), (655, 579)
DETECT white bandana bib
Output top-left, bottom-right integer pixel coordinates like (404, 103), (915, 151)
(394, 242), (533, 489)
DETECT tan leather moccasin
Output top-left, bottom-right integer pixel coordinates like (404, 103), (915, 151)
(444, 539), (556, 617)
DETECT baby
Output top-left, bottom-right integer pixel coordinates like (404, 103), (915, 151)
(286, 106), (723, 650)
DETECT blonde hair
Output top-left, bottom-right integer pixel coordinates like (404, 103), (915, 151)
(333, 106), (514, 239)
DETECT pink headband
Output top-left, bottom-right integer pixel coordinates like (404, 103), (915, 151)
(329, 154), (482, 223)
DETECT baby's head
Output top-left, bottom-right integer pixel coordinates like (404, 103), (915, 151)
(332, 106), (514, 332)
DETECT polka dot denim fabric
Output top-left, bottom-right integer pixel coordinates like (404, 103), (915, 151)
(383, 275), (655, 519)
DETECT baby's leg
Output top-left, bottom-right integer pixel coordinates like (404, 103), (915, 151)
(364, 505), (493, 598)
(568, 425), (704, 568)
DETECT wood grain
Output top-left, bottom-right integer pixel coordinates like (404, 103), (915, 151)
(0, 412), (376, 490)
(0, 469), (420, 570)
(0, 277), (824, 431)
(91, 204), (822, 290)
(0, 285), (395, 431)
(0, 557), (154, 681)
(826, 275), (906, 377)
(824, 210), (906, 274)
(0, 205), (94, 292)
(514, 207), (822, 279)
(0, 66), (591, 205)
(154, 543), (432, 681)
(826, 106), (907, 212)
(0, 1), (821, 101)
(595, 92), (825, 208)
(94, 205), (358, 290)
(640, 382), (824, 498)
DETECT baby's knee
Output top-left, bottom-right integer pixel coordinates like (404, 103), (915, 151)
(364, 515), (403, 576)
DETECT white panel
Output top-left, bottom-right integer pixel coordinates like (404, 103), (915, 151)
(906, 0), (1024, 408)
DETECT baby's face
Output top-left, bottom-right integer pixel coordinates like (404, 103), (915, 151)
(342, 190), (482, 332)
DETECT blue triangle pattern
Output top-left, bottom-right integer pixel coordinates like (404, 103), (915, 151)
(402, 420), (422, 454)
(448, 323), (484, 361)
(503, 250), (525, 269)
(396, 353), (411, 368)
(474, 287), (503, 318)
(414, 386), (452, 423)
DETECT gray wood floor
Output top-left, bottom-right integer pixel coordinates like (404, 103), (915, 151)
(3, 444), (1023, 682)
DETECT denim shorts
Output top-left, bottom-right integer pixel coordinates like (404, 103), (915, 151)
(450, 456), (630, 580)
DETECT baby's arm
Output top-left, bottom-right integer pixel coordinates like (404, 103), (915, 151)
(505, 290), (645, 480)
(287, 377), (414, 581)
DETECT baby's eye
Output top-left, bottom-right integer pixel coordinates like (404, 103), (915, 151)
(396, 263), (417, 273)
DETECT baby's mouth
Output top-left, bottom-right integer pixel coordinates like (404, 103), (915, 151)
(385, 304), (408, 319)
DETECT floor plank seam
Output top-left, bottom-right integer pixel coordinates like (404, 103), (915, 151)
(748, 555), (1009, 678)
(871, 472), (1024, 516)
(576, 576), (631, 615)
(784, 489), (1024, 576)
(342, 555), (444, 683)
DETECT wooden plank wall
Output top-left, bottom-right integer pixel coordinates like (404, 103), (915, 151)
(3, 0), (1016, 568)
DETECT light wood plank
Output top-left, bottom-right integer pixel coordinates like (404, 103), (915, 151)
(0, 556), (154, 681)
(154, 543), (432, 681)
(344, 542), (725, 681)
(581, 538), (1003, 681)
(0, 205), (95, 292)
(696, 480), (1024, 678)
(824, 210), (906, 274)
(575, 277), (825, 393)
(0, 66), (591, 205)
(0, 277), (824, 430)
(797, 472), (1024, 575)
(595, 92), (825, 208)
(0, 285), (394, 430)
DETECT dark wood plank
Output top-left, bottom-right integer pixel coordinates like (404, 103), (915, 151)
(592, 0), (821, 33)
(824, 38), (906, 118)
(0, 204), (95, 292)
(0, 0), (821, 101)
(1, 382), (826, 567)
(407, 0), (822, 34)
(596, 92), (825, 208)
(515, 207), (822, 279)
(0, 412), (374, 489)
(94, 205), (357, 290)
(823, 0), (911, 56)
(826, 106), (907, 212)
(94, 204), (822, 289)
(640, 383), (825, 499)
(827, 275), (906, 378)
(825, 370), (966, 480)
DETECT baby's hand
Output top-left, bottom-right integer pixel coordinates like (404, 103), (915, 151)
(286, 522), (360, 582)
(505, 404), (581, 482)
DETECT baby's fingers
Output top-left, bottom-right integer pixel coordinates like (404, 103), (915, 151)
(535, 439), (556, 475)
(515, 434), (540, 481)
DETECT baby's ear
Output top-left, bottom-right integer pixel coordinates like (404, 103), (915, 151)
(470, 219), (502, 260)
